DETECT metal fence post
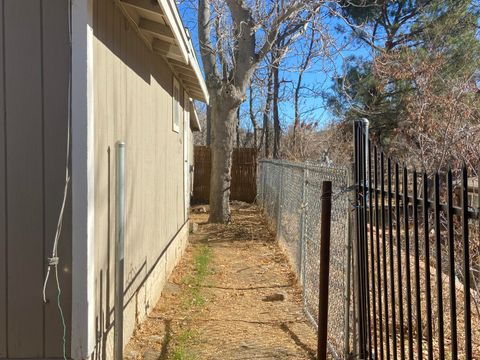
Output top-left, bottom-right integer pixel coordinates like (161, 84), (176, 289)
(114, 142), (126, 360)
(360, 118), (372, 360)
(353, 122), (361, 357)
(258, 161), (263, 206)
(266, 162), (268, 205)
(343, 165), (354, 358)
(352, 238), (358, 358)
(262, 161), (266, 206)
(317, 181), (333, 360)
(260, 161), (266, 205)
(354, 118), (370, 359)
(300, 167), (308, 288)
(276, 162), (284, 237)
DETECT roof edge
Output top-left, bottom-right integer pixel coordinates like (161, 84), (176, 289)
(158, 0), (209, 104)
(189, 101), (202, 132)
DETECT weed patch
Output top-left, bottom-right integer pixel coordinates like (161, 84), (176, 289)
(168, 245), (212, 359)
(183, 245), (212, 308)
(170, 330), (197, 360)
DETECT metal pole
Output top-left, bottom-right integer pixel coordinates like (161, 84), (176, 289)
(276, 163), (284, 237)
(354, 118), (370, 358)
(317, 181), (333, 360)
(353, 121), (364, 357)
(114, 142), (126, 360)
(361, 118), (369, 183)
(260, 161), (264, 206)
(300, 167), (308, 287)
(344, 164), (354, 357)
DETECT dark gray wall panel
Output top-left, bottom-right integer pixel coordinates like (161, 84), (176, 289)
(0, 1), (72, 358)
(4, 1), (44, 356)
(0, 1), (7, 357)
(41, 0), (72, 357)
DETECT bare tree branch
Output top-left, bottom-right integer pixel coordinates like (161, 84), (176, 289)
(198, 0), (220, 85)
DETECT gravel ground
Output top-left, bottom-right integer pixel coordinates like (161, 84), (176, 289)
(124, 202), (319, 360)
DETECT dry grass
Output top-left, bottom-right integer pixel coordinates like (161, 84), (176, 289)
(125, 202), (322, 360)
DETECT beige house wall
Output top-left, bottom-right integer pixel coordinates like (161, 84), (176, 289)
(91, 0), (193, 357)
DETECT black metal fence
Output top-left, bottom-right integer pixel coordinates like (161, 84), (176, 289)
(354, 120), (478, 359)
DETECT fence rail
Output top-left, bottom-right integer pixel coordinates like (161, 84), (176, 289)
(257, 159), (353, 358)
(354, 120), (479, 360)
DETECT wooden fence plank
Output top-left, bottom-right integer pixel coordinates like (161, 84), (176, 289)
(193, 146), (257, 203)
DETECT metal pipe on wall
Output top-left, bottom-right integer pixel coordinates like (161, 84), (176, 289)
(114, 142), (126, 360)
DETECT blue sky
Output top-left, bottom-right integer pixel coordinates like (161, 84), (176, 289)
(177, 2), (370, 131)
(177, 1), (480, 133)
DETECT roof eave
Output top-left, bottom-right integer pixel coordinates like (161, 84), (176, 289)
(189, 101), (202, 132)
(158, 0), (209, 104)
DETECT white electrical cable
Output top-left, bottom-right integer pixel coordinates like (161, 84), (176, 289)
(41, 3), (72, 360)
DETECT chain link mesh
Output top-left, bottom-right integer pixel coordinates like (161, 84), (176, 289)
(257, 159), (354, 359)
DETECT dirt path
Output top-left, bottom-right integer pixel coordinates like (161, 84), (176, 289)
(125, 203), (318, 360)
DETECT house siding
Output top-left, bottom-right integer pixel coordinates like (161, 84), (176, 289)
(91, 0), (191, 357)
(0, 0), (72, 358)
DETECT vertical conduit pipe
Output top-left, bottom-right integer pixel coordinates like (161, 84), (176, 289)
(114, 142), (126, 360)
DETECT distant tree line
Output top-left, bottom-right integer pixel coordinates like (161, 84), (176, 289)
(190, 0), (479, 222)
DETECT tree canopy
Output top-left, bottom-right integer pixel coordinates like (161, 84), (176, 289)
(327, 0), (480, 154)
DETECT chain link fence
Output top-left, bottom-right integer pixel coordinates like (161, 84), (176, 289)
(257, 159), (354, 358)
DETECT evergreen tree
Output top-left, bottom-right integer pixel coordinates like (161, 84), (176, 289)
(327, 0), (480, 146)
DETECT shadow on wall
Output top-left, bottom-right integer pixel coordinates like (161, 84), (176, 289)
(92, 223), (186, 360)
(90, 0), (190, 357)
(93, 0), (174, 95)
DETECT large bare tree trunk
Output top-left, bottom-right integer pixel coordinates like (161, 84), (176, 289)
(198, 0), (317, 223)
(206, 105), (212, 146)
(208, 94), (238, 222)
(236, 108), (240, 148)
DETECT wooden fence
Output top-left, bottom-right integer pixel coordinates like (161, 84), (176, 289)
(193, 146), (257, 203)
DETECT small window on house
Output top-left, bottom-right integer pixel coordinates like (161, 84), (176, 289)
(172, 77), (180, 133)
